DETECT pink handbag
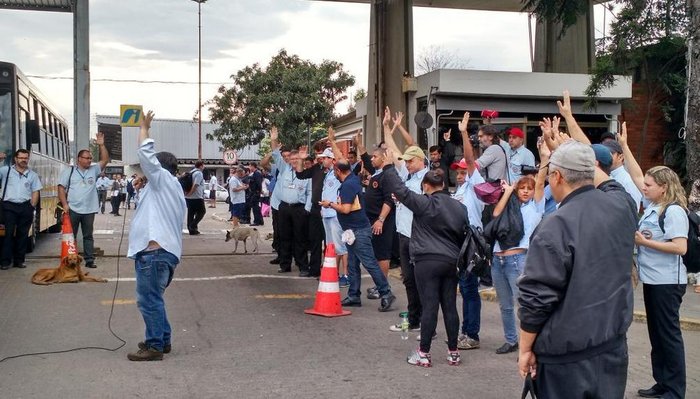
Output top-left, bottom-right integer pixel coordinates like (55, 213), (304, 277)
(474, 180), (503, 204)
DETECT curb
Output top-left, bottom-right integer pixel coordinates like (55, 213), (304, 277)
(388, 269), (700, 332)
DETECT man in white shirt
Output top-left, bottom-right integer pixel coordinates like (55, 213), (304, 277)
(602, 139), (642, 210)
(208, 173), (218, 208)
(126, 110), (186, 362)
(505, 127), (536, 183)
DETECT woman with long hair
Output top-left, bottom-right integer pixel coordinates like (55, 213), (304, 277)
(634, 166), (688, 399)
(489, 141), (547, 355)
(619, 123), (688, 399)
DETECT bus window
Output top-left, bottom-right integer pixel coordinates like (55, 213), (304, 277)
(0, 90), (13, 165)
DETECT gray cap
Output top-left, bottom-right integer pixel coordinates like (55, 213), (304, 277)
(550, 141), (596, 173)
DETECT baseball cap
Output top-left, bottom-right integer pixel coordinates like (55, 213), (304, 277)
(450, 158), (469, 170)
(399, 146), (425, 161)
(591, 144), (613, 168)
(600, 132), (616, 142)
(508, 127), (524, 138)
(549, 141), (596, 173)
(319, 148), (334, 159)
(602, 140), (623, 155)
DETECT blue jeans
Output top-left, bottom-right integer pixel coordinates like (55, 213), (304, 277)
(135, 249), (179, 352)
(458, 270), (480, 340)
(491, 252), (526, 344)
(69, 210), (95, 264)
(347, 227), (391, 300)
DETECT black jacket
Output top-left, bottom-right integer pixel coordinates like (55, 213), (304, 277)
(517, 181), (638, 363)
(363, 164), (395, 220)
(383, 166), (467, 264)
(295, 164), (324, 213)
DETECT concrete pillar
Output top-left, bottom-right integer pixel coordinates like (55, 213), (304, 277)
(533, 0), (594, 74)
(366, 0), (414, 149)
(73, 0), (90, 156)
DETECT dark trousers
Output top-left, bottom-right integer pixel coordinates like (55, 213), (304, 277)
(98, 190), (107, 214)
(414, 258), (459, 353)
(535, 339), (629, 399)
(459, 270), (481, 340)
(0, 201), (33, 266)
(251, 196), (263, 225)
(277, 202), (308, 272)
(643, 283), (686, 399)
(69, 210), (95, 264)
(399, 234), (422, 327)
(186, 198), (206, 232)
(110, 196), (121, 214)
(271, 207), (280, 252)
(307, 210), (324, 276)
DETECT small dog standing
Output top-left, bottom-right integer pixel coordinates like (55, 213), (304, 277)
(225, 226), (260, 253)
(31, 254), (108, 285)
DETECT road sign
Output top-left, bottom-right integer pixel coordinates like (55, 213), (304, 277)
(120, 105), (143, 127)
(223, 150), (238, 165)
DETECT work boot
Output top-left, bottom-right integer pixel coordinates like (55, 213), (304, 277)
(138, 341), (171, 354)
(127, 347), (163, 361)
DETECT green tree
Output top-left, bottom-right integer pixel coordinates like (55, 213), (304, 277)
(207, 49), (355, 150)
(525, 0), (695, 182)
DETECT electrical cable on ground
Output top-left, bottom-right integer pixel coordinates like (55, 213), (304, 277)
(0, 209), (130, 363)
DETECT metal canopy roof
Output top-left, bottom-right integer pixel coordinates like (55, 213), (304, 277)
(0, 0), (73, 12)
(317, 0), (609, 13)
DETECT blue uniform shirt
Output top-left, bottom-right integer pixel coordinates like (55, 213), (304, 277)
(0, 165), (42, 203)
(59, 163), (101, 214)
(637, 203), (688, 284)
(395, 164), (429, 238)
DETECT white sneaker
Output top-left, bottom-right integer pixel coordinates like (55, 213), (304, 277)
(407, 349), (431, 367)
(389, 323), (420, 332)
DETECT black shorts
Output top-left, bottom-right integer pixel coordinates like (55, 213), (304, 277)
(370, 213), (396, 261)
(209, 190), (216, 200)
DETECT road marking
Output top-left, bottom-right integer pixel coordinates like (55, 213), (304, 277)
(106, 274), (330, 282)
(94, 230), (115, 235)
(254, 294), (312, 299)
(101, 299), (136, 305)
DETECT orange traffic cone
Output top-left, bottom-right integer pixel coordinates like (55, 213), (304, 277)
(305, 243), (351, 317)
(59, 213), (77, 262)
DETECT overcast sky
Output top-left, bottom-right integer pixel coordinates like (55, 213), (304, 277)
(0, 0), (611, 136)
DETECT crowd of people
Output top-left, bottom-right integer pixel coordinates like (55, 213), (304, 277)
(240, 90), (699, 398)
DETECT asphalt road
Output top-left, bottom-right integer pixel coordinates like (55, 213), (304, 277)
(0, 204), (697, 398)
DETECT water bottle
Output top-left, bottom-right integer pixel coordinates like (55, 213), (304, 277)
(399, 312), (409, 340)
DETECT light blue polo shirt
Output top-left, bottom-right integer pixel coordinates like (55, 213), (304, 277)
(321, 168), (341, 218)
(271, 149), (308, 205)
(506, 145), (536, 183)
(453, 171), (486, 228)
(185, 169), (204, 199)
(637, 203), (688, 284)
(395, 164), (429, 238)
(59, 164), (101, 214)
(0, 165), (42, 203)
(493, 197), (545, 252)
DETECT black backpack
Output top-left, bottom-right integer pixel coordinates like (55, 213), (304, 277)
(126, 179), (134, 195)
(456, 205), (492, 279)
(659, 204), (700, 273)
(179, 171), (194, 193)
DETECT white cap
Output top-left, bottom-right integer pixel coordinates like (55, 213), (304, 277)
(320, 148), (335, 159)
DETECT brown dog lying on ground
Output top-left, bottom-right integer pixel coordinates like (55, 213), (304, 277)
(225, 226), (260, 253)
(31, 254), (108, 285)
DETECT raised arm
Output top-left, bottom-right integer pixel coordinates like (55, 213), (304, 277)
(96, 132), (110, 170)
(327, 127), (345, 162)
(270, 126), (281, 150)
(493, 182), (514, 217)
(618, 122), (644, 192)
(557, 90), (590, 145)
(393, 112), (415, 149)
(382, 106), (402, 156)
(458, 112), (477, 175)
(534, 125), (550, 203)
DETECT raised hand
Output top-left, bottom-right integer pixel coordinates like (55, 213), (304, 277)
(382, 106), (392, 126)
(458, 112), (470, 133)
(552, 116), (561, 135)
(392, 111), (404, 128)
(96, 131), (105, 146)
(328, 126), (336, 142)
(556, 90), (573, 118)
(298, 145), (308, 161)
(443, 128), (452, 141)
(141, 110), (154, 131)
(270, 126), (279, 142)
(618, 122), (628, 147)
